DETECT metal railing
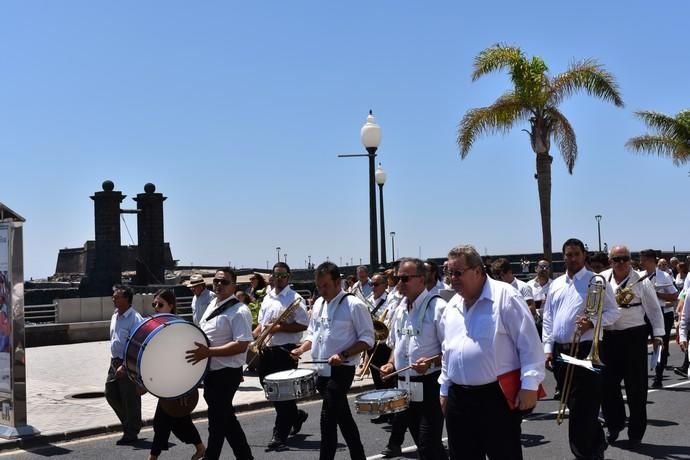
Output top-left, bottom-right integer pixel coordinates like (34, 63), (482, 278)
(25, 303), (58, 324)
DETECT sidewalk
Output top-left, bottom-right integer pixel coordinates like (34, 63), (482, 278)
(0, 341), (375, 451)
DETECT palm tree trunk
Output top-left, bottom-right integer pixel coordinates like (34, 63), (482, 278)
(536, 152), (553, 263)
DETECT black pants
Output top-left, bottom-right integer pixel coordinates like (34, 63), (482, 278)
(394, 372), (447, 460)
(554, 341), (606, 459)
(150, 401), (202, 456)
(258, 343), (301, 439)
(446, 381), (522, 460)
(316, 365), (366, 460)
(369, 343), (395, 389)
(655, 311), (675, 381)
(104, 358), (142, 439)
(203, 367), (253, 460)
(601, 325), (648, 441)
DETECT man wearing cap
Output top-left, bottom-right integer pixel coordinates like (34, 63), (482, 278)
(187, 274), (215, 325)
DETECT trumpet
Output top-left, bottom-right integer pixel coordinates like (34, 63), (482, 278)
(615, 272), (651, 306)
(556, 274), (607, 425)
(247, 298), (302, 367)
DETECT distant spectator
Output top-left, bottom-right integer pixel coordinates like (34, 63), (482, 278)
(491, 258), (535, 315)
(588, 251), (610, 274)
(658, 258), (673, 277)
(186, 274), (215, 325)
(247, 273), (267, 301)
(670, 257), (680, 277)
(424, 259), (444, 295)
(521, 257), (530, 274)
(483, 257), (494, 279)
(675, 262), (688, 291)
(345, 275), (356, 292)
(352, 265), (373, 297)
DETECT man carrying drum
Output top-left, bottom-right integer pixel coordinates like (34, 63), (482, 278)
(379, 257), (448, 459)
(253, 262), (309, 450)
(291, 262), (374, 460)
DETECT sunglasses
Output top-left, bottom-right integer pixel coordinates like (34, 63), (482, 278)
(398, 274), (423, 283)
(273, 273), (289, 279)
(538, 264), (549, 269)
(611, 256), (631, 263)
(447, 267), (475, 278)
(213, 278), (231, 286)
(372, 281), (385, 287)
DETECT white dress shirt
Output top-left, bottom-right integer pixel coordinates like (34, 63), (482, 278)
(438, 277), (545, 396)
(352, 279), (373, 299)
(390, 290), (445, 379)
(304, 290), (375, 372)
(200, 296), (254, 370)
(257, 286), (309, 346)
(527, 277), (552, 304)
(366, 292), (389, 316)
(646, 269), (678, 313)
(110, 307), (143, 360)
(510, 277), (534, 302)
(679, 295), (690, 342)
(600, 268), (665, 337)
(542, 267), (619, 354)
(191, 288), (215, 325)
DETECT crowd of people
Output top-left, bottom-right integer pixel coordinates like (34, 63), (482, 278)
(103, 239), (690, 460)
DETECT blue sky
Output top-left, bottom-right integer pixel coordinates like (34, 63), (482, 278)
(1, 2), (688, 279)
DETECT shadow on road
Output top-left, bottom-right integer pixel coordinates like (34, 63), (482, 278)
(617, 441), (690, 459)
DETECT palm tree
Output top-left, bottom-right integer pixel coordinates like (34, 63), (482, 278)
(626, 110), (690, 165)
(458, 44), (623, 262)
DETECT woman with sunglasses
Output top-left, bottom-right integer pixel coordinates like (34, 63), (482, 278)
(148, 289), (206, 460)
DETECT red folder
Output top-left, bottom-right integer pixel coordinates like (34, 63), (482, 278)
(497, 369), (547, 410)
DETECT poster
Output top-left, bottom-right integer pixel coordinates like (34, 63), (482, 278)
(0, 225), (10, 393)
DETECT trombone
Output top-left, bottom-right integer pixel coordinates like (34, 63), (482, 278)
(556, 274), (607, 425)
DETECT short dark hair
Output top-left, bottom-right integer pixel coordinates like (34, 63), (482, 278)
(491, 258), (513, 276)
(589, 252), (609, 266)
(398, 257), (426, 277)
(113, 285), (134, 303)
(424, 259), (439, 280)
(217, 268), (237, 283)
(562, 238), (586, 254)
(273, 262), (291, 274)
(639, 249), (658, 260)
(316, 261), (340, 282)
(154, 288), (177, 314)
(356, 265), (368, 274)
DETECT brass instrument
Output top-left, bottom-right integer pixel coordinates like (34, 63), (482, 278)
(352, 286), (389, 341)
(556, 274), (607, 425)
(247, 298), (302, 367)
(615, 272), (651, 306)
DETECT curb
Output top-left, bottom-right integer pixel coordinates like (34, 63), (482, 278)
(0, 382), (376, 452)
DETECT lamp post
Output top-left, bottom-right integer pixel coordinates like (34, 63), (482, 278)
(339, 110), (381, 273)
(375, 163), (387, 266)
(390, 231), (396, 262)
(276, 246), (281, 263)
(308, 255), (312, 269)
(595, 215), (602, 252)
(284, 253), (287, 264)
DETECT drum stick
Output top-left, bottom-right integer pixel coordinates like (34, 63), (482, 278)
(381, 354), (441, 381)
(301, 360), (330, 364)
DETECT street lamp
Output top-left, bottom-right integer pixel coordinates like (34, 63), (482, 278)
(375, 162), (387, 266)
(594, 215), (602, 252)
(284, 253), (287, 264)
(276, 246), (281, 263)
(390, 231), (396, 262)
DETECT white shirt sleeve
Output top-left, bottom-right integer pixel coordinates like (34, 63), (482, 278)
(542, 289), (555, 354)
(350, 301), (375, 348)
(641, 279), (666, 337)
(680, 295), (690, 342)
(501, 296), (545, 391)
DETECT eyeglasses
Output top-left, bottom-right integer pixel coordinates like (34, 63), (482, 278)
(372, 282), (385, 287)
(398, 274), (423, 283)
(273, 272), (289, 279)
(611, 256), (631, 263)
(213, 278), (231, 286)
(538, 264), (549, 269)
(447, 267), (476, 278)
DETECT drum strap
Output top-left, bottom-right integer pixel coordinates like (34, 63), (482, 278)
(205, 298), (240, 322)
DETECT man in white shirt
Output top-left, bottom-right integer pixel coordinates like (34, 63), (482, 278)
(440, 245), (544, 459)
(380, 258), (447, 460)
(600, 245), (664, 447)
(543, 238), (619, 460)
(106, 285), (144, 446)
(352, 265), (373, 298)
(640, 249), (679, 388)
(365, 272), (396, 410)
(423, 259), (445, 296)
(186, 268), (254, 460)
(491, 257), (535, 316)
(292, 262), (374, 460)
(187, 274), (215, 325)
(253, 262), (309, 449)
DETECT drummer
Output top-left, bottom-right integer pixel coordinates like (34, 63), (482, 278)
(253, 262), (309, 450)
(291, 261), (374, 460)
(379, 258), (448, 460)
(148, 289), (205, 460)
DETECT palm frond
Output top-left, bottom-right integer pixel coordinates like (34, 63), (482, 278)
(548, 59), (623, 107)
(457, 92), (530, 157)
(471, 44), (525, 81)
(626, 135), (690, 166)
(633, 110), (690, 140)
(546, 108), (577, 173)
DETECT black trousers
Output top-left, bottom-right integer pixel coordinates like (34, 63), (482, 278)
(104, 358), (142, 439)
(393, 372), (447, 460)
(446, 381), (522, 460)
(369, 343), (395, 390)
(601, 325), (648, 441)
(553, 341), (606, 460)
(150, 401), (202, 456)
(203, 367), (253, 460)
(258, 343), (301, 439)
(655, 311), (675, 381)
(316, 365), (366, 460)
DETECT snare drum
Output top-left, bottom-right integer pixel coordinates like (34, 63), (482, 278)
(125, 314), (210, 399)
(354, 389), (409, 415)
(262, 368), (316, 401)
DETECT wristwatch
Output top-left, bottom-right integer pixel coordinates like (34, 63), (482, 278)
(340, 350), (350, 359)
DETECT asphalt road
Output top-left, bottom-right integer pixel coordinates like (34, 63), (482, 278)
(3, 349), (690, 459)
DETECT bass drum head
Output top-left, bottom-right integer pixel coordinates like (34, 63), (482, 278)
(140, 321), (208, 398)
(264, 368), (315, 381)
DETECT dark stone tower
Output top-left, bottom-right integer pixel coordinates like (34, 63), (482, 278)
(80, 180), (125, 296)
(133, 183), (166, 285)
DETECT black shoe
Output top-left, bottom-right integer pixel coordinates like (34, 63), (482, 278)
(290, 410), (308, 436)
(267, 436), (287, 450)
(627, 438), (642, 448)
(380, 445), (403, 458)
(606, 428), (620, 444)
(371, 414), (390, 424)
(553, 390), (561, 400)
(115, 435), (138, 446)
(673, 367), (688, 377)
(651, 379), (662, 389)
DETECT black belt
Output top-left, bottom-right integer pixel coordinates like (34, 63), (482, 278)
(450, 381), (498, 391)
(397, 370), (441, 383)
(603, 324), (648, 335)
(618, 302), (642, 308)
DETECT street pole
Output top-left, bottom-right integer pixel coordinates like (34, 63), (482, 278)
(375, 163), (387, 267)
(276, 246), (281, 263)
(595, 215), (602, 252)
(390, 231), (396, 262)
